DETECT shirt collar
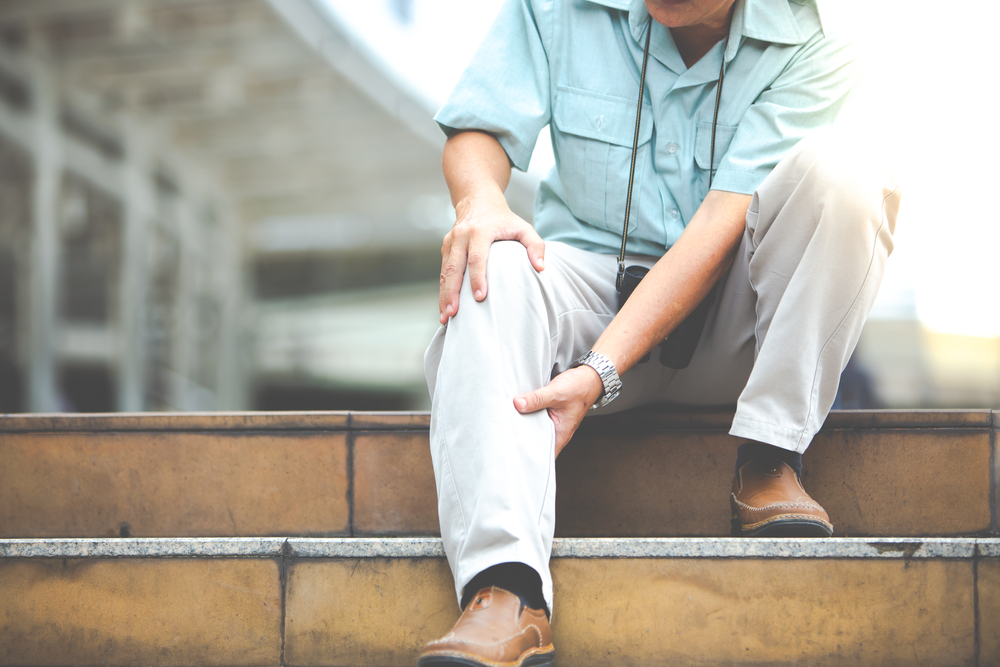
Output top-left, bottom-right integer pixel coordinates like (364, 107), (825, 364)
(586, 0), (631, 8)
(737, 0), (809, 46)
(621, 0), (810, 63)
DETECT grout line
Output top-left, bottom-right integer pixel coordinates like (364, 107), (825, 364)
(279, 539), (290, 667)
(974, 556), (980, 667)
(347, 414), (356, 538)
(992, 412), (998, 536)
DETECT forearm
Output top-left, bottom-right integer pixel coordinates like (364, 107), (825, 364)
(442, 131), (513, 212)
(591, 190), (752, 376)
(516, 191), (751, 454)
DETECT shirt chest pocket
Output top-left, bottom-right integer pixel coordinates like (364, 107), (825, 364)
(694, 121), (738, 177)
(553, 85), (653, 233)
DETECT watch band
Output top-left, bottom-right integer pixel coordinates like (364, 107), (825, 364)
(571, 350), (622, 410)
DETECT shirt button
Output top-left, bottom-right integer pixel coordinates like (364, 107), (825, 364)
(670, 209), (680, 218)
(666, 142), (678, 154)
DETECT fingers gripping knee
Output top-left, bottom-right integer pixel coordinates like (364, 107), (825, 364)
(465, 240), (542, 299)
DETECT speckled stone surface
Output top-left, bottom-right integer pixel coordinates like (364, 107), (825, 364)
(289, 538), (446, 558)
(550, 537), (986, 559)
(0, 537), (287, 558)
(3, 537), (999, 559)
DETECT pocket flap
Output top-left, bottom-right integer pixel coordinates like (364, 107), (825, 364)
(695, 121), (738, 170)
(554, 85), (653, 148)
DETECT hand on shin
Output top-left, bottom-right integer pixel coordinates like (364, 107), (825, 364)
(514, 365), (604, 458)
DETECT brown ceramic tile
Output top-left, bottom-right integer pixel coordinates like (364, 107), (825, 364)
(823, 409), (992, 429)
(0, 558), (281, 666)
(584, 407), (736, 431)
(353, 432), (439, 535)
(284, 558), (456, 667)
(994, 418), (1000, 535)
(978, 559), (1000, 664)
(557, 426), (991, 537)
(806, 429), (991, 536)
(285, 556), (973, 667)
(0, 432), (348, 537)
(350, 412), (431, 430)
(583, 408), (993, 433)
(552, 558), (975, 666)
(555, 429), (736, 537)
(3, 411), (989, 539)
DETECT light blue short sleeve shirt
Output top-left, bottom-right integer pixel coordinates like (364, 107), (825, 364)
(434, 0), (859, 257)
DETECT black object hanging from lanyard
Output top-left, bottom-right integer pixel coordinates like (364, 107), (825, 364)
(615, 18), (727, 370)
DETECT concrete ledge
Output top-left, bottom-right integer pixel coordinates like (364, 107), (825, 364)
(0, 411), (355, 432)
(3, 537), (1000, 559)
(0, 408), (992, 433)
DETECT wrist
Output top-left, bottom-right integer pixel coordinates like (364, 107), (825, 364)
(571, 350), (622, 410)
(574, 365), (606, 404)
(454, 186), (507, 220)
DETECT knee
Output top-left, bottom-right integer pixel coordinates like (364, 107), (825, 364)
(483, 241), (538, 288)
(792, 129), (903, 237)
(487, 240), (531, 268)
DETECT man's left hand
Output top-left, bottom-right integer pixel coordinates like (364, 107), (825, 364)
(513, 366), (604, 458)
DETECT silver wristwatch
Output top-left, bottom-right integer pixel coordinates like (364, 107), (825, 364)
(571, 350), (622, 410)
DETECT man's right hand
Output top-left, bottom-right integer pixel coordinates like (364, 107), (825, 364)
(438, 132), (546, 324)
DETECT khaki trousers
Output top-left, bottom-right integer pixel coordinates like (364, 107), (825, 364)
(423, 130), (902, 610)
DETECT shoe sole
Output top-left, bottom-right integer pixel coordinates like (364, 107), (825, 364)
(731, 517), (834, 538)
(418, 652), (556, 667)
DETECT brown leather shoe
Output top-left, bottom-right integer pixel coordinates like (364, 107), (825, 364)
(418, 586), (555, 667)
(730, 458), (833, 537)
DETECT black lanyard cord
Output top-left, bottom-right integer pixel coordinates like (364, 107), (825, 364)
(616, 20), (653, 292)
(709, 41), (726, 189)
(616, 20), (728, 292)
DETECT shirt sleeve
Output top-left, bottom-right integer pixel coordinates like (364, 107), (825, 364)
(433, 0), (552, 172)
(711, 29), (860, 194)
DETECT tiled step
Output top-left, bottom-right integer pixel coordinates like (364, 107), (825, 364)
(1, 409), (996, 538)
(1, 536), (998, 666)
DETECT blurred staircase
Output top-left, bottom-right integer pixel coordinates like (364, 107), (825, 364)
(0, 409), (998, 666)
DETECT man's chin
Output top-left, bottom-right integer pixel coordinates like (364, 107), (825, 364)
(645, 0), (696, 28)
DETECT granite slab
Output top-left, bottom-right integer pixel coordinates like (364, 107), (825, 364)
(550, 537), (984, 559)
(3, 537), (1000, 560)
(0, 537), (287, 558)
(290, 538), (445, 558)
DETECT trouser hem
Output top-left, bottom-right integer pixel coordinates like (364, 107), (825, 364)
(454, 548), (554, 617)
(729, 415), (812, 454)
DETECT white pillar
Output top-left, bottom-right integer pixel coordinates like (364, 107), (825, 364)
(26, 60), (61, 412)
(214, 202), (247, 410)
(117, 120), (154, 412)
(171, 195), (203, 410)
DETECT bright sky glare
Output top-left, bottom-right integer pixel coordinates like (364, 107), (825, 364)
(323, 0), (1000, 337)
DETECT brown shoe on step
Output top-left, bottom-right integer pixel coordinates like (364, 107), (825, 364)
(730, 458), (833, 537)
(418, 586), (555, 667)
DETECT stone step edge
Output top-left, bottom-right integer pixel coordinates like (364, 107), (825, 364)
(0, 409), (993, 433)
(3, 537), (999, 559)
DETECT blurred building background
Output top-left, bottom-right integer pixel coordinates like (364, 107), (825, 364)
(0, 0), (997, 413)
(0, 0), (534, 413)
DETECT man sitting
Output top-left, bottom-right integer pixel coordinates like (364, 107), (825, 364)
(418, 0), (901, 665)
